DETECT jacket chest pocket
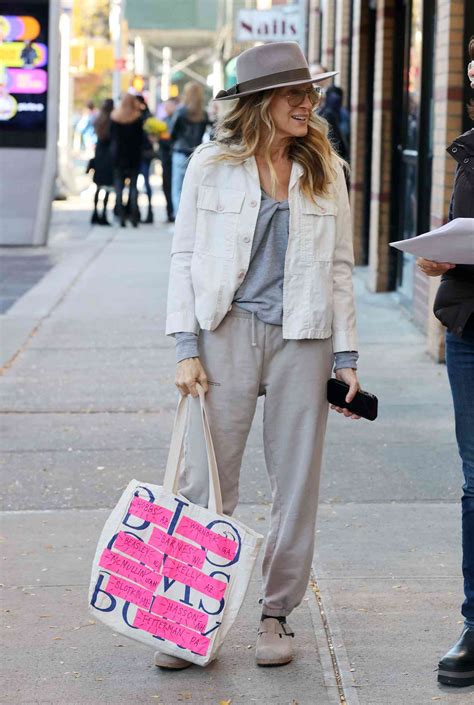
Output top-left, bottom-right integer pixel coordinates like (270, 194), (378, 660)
(300, 196), (337, 263)
(195, 185), (245, 259)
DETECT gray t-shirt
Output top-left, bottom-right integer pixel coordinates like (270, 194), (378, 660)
(175, 189), (358, 370)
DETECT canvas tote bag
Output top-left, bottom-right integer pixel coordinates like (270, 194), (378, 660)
(88, 385), (263, 666)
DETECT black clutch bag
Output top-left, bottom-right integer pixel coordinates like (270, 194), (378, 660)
(327, 378), (378, 421)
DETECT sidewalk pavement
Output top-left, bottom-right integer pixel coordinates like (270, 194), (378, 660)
(1, 194), (472, 705)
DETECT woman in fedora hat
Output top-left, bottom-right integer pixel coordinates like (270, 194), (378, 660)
(161, 41), (361, 670)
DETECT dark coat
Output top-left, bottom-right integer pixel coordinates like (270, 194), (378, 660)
(433, 128), (474, 338)
(110, 118), (143, 170)
(170, 106), (208, 156)
(92, 138), (114, 187)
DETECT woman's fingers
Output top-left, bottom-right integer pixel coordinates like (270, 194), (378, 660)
(345, 379), (359, 404)
(416, 257), (456, 276)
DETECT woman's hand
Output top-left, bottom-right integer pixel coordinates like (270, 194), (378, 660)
(416, 258), (456, 277)
(175, 357), (209, 398)
(331, 368), (361, 420)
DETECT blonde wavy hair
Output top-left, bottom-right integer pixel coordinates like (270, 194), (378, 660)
(212, 88), (340, 201)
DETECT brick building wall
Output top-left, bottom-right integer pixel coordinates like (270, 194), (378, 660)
(308, 0), (322, 65)
(426, 0), (467, 360)
(349, 0), (370, 264)
(334, 0), (352, 105)
(368, 0), (395, 292)
(321, 0), (336, 71)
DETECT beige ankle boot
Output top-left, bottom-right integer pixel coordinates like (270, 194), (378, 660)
(154, 650), (192, 670)
(255, 617), (295, 666)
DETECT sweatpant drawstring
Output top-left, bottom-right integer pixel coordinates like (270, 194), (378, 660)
(251, 311), (257, 347)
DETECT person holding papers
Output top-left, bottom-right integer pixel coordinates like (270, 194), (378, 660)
(417, 38), (474, 688)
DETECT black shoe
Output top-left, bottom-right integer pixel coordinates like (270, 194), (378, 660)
(167, 216), (175, 223)
(99, 213), (111, 226)
(91, 210), (100, 225)
(438, 627), (474, 686)
(144, 209), (154, 224)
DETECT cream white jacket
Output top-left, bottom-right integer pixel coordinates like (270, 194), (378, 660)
(166, 142), (357, 353)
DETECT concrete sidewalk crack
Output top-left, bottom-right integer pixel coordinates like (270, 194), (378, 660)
(309, 569), (361, 705)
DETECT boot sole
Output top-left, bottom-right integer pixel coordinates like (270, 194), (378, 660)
(438, 669), (474, 687)
(256, 656), (293, 667)
(154, 658), (192, 670)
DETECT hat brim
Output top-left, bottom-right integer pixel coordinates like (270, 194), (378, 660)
(214, 71), (338, 101)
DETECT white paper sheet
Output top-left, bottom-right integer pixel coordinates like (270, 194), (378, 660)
(389, 218), (474, 264)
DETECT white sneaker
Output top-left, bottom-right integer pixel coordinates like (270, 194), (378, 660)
(154, 650), (192, 670)
(255, 617), (294, 666)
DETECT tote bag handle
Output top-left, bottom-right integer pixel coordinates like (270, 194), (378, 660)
(163, 384), (223, 515)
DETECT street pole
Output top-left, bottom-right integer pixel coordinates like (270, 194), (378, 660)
(58, 0), (75, 194)
(161, 46), (172, 101)
(110, 0), (125, 103)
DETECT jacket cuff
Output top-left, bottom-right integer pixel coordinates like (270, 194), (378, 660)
(332, 329), (358, 353)
(166, 311), (200, 336)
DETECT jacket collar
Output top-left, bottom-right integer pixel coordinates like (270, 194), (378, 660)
(447, 128), (474, 160)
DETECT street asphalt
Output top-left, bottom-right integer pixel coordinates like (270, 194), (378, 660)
(1, 189), (472, 705)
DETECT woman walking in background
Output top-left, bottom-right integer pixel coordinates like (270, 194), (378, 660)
(417, 38), (474, 688)
(170, 82), (209, 214)
(90, 98), (114, 226)
(160, 42), (360, 671)
(110, 94), (143, 228)
(136, 95), (156, 224)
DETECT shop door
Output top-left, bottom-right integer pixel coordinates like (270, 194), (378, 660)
(395, 0), (435, 303)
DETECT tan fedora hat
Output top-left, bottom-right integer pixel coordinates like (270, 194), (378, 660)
(214, 41), (337, 101)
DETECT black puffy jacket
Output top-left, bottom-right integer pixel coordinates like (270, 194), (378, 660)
(433, 129), (474, 338)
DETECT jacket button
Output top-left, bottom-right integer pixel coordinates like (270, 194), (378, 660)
(464, 158), (470, 163)
(319, 207), (326, 213)
(250, 200), (257, 207)
(238, 270), (245, 279)
(452, 147), (458, 152)
(217, 205), (224, 211)
(243, 236), (250, 243)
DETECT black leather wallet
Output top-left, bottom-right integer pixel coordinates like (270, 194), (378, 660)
(327, 378), (378, 421)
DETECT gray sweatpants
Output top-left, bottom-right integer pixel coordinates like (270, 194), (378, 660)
(180, 306), (333, 617)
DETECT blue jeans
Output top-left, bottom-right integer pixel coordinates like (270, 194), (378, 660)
(171, 151), (189, 216)
(446, 327), (474, 627)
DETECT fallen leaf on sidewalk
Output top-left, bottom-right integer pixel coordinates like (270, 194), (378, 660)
(220, 700), (232, 705)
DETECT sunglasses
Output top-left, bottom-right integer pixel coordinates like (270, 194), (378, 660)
(280, 86), (323, 107)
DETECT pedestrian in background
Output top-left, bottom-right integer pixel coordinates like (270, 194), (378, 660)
(170, 82), (209, 214)
(159, 99), (177, 223)
(162, 42), (360, 672)
(417, 37), (474, 688)
(90, 98), (114, 226)
(136, 95), (156, 224)
(318, 86), (350, 162)
(110, 94), (143, 228)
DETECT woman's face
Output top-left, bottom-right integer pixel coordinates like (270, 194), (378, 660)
(468, 59), (474, 89)
(268, 83), (316, 140)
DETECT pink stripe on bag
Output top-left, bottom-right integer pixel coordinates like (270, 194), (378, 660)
(114, 531), (164, 572)
(106, 574), (153, 610)
(150, 595), (209, 633)
(127, 496), (173, 528)
(149, 527), (206, 568)
(99, 548), (162, 591)
(134, 609), (210, 656)
(176, 516), (237, 560)
(162, 557), (227, 600)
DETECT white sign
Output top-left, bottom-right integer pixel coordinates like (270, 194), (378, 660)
(236, 8), (301, 43)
